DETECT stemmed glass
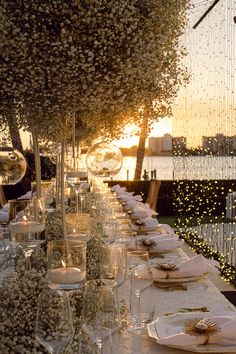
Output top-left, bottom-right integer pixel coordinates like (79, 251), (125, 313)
(126, 250), (150, 273)
(66, 172), (89, 213)
(66, 173), (82, 213)
(101, 244), (126, 285)
(77, 180), (89, 213)
(101, 218), (117, 245)
(81, 280), (115, 354)
(128, 264), (154, 334)
(8, 198), (46, 269)
(35, 289), (74, 354)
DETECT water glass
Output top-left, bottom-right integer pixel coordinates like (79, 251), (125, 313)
(126, 250), (149, 273)
(116, 219), (137, 246)
(47, 239), (86, 290)
(128, 264), (154, 334)
(35, 289), (74, 354)
(101, 244), (126, 288)
(81, 280), (116, 354)
(102, 219), (117, 244)
(8, 198), (46, 269)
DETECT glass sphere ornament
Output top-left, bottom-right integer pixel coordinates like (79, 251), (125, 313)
(0, 147), (27, 185)
(86, 141), (123, 177)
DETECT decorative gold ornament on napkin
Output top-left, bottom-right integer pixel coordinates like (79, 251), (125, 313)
(156, 262), (178, 279)
(142, 238), (156, 250)
(183, 318), (220, 344)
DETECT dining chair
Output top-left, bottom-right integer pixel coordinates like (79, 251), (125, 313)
(0, 185), (7, 209)
(145, 179), (161, 211)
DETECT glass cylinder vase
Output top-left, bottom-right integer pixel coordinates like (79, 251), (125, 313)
(47, 239), (86, 290)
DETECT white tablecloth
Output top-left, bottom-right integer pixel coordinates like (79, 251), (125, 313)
(112, 248), (236, 354)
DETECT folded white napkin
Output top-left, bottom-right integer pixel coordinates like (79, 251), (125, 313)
(124, 199), (141, 211)
(127, 234), (179, 252)
(119, 194), (142, 203)
(1, 203), (9, 212)
(112, 184), (127, 195)
(132, 216), (158, 231)
(156, 223), (173, 234)
(131, 204), (157, 219)
(152, 254), (216, 280)
(18, 191), (32, 199)
(157, 310), (236, 347)
(0, 211), (8, 223)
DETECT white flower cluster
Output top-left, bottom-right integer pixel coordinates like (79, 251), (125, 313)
(0, 0), (189, 142)
(0, 208), (113, 353)
(0, 269), (48, 353)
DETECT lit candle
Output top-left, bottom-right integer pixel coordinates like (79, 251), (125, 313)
(9, 220), (45, 234)
(47, 267), (86, 284)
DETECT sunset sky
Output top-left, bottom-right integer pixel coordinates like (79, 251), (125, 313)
(20, 116), (172, 150)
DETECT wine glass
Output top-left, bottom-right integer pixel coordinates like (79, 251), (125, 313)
(101, 218), (117, 245)
(128, 264), (154, 334)
(116, 219), (137, 246)
(81, 280), (115, 354)
(126, 250), (149, 274)
(8, 198), (46, 269)
(66, 172), (88, 213)
(101, 244), (126, 288)
(77, 180), (89, 213)
(66, 172), (81, 213)
(35, 289), (74, 354)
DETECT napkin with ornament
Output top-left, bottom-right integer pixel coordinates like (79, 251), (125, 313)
(112, 184), (127, 195)
(156, 309), (236, 347)
(124, 199), (142, 211)
(132, 216), (158, 231)
(127, 233), (179, 252)
(119, 194), (143, 203)
(152, 254), (218, 280)
(131, 204), (157, 219)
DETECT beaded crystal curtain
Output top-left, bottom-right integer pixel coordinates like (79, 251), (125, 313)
(173, 0), (236, 272)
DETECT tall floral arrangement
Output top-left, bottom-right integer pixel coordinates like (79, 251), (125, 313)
(1, 0), (189, 144)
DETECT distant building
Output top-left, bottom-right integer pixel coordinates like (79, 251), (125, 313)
(172, 136), (187, 154)
(148, 134), (172, 155)
(162, 134), (172, 152)
(202, 134), (236, 155)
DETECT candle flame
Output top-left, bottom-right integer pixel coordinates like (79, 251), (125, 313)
(23, 215), (27, 221)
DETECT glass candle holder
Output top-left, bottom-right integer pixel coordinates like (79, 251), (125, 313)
(47, 239), (86, 290)
(8, 198), (46, 270)
(66, 213), (91, 242)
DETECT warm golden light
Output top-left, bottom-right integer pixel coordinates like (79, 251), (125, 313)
(114, 118), (172, 148)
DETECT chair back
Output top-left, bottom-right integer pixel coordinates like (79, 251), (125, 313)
(146, 180), (161, 211)
(0, 185), (7, 209)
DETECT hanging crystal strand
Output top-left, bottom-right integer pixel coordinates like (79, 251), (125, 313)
(32, 129), (42, 198)
(61, 140), (70, 258)
(56, 153), (61, 210)
(72, 111), (76, 170)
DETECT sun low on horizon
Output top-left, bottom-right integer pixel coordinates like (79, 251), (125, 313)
(19, 117), (172, 150)
(114, 117), (172, 148)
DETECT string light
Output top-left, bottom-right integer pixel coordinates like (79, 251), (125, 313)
(173, 1), (236, 286)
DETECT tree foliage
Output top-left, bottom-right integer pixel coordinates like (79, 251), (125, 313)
(0, 0), (189, 143)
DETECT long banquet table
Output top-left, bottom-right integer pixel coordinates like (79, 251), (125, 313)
(112, 247), (236, 354)
(1, 186), (236, 354)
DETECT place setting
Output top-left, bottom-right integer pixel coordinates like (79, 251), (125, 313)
(147, 308), (236, 353)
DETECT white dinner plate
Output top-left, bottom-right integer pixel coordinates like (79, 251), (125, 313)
(154, 275), (205, 283)
(147, 312), (236, 353)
